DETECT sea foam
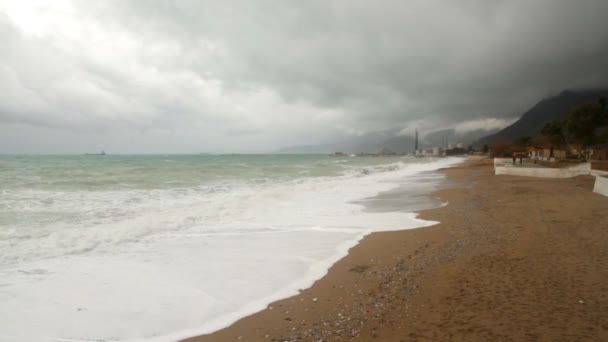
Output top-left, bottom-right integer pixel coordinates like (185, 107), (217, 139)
(0, 156), (463, 342)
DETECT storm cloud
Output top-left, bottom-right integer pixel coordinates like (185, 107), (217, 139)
(1, 0), (608, 153)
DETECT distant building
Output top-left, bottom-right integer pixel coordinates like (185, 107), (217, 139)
(446, 146), (467, 156)
(415, 147), (448, 157)
(379, 147), (396, 155)
(456, 143), (464, 148)
(527, 146), (567, 161)
(432, 147), (445, 156)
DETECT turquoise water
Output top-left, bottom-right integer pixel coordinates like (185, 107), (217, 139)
(0, 154), (410, 191)
(0, 154), (416, 231)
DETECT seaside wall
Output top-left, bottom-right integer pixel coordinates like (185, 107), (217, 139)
(593, 176), (608, 197)
(494, 158), (591, 178)
(493, 158), (514, 167)
(494, 166), (591, 178)
(494, 159), (608, 195)
(591, 169), (608, 177)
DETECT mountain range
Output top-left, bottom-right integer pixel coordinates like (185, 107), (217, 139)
(473, 89), (608, 147)
(276, 128), (496, 154)
(277, 88), (608, 154)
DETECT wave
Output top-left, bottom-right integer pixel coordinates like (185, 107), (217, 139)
(0, 157), (462, 267)
(0, 156), (463, 341)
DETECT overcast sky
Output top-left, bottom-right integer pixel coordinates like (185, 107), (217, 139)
(1, 0), (608, 153)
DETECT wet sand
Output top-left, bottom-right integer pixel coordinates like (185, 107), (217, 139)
(184, 157), (608, 341)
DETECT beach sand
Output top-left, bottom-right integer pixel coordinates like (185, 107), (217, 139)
(184, 157), (608, 341)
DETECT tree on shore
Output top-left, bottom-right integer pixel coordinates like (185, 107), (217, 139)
(541, 97), (608, 158)
(541, 120), (566, 147)
(563, 102), (605, 149)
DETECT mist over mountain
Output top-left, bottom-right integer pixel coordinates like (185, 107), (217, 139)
(279, 88), (608, 154)
(277, 130), (404, 154)
(277, 127), (499, 154)
(422, 128), (501, 149)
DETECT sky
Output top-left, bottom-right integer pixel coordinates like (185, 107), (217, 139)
(1, 0), (608, 153)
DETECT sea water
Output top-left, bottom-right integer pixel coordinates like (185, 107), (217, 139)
(0, 154), (462, 341)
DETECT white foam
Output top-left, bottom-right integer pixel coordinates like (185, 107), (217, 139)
(0, 157), (463, 342)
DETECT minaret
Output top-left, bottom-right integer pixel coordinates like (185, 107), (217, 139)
(414, 128), (418, 153)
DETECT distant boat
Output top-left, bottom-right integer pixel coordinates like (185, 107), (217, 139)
(85, 150), (106, 156)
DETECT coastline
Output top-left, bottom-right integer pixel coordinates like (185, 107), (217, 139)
(184, 156), (608, 341)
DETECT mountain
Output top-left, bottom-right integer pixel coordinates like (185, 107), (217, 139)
(277, 125), (502, 154)
(474, 89), (608, 147)
(277, 127), (492, 154)
(279, 89), (608, 154)
(277, 130), (414, 154)
(423, 128), (501, 149)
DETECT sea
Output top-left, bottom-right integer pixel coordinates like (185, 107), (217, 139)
(0, 154), (463, 341)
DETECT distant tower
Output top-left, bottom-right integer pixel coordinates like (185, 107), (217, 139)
(414, 128), (418, 153)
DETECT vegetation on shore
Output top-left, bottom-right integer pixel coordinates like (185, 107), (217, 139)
(488, 96), (608, 158)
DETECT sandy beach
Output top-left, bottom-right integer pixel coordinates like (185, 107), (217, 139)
(185, 157), (608, 341)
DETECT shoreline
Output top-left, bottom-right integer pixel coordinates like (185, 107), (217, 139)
(180, 156), (471, 342)
(184, 156), (608, 341)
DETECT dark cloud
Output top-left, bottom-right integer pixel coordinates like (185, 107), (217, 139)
(1, 0), (608, 152)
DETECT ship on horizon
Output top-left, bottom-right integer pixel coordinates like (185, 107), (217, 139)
(85, 150), (106, 156)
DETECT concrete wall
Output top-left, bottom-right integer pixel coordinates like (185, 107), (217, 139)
(494, 159), (592, 178)
(494, 158), (515, 167)
(568, 163), (591, 171)
(593, 176), (608, 197)
(493, 158), (608, 196)
(495, 166), (591, 178)
(591, 169), (608, 177)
